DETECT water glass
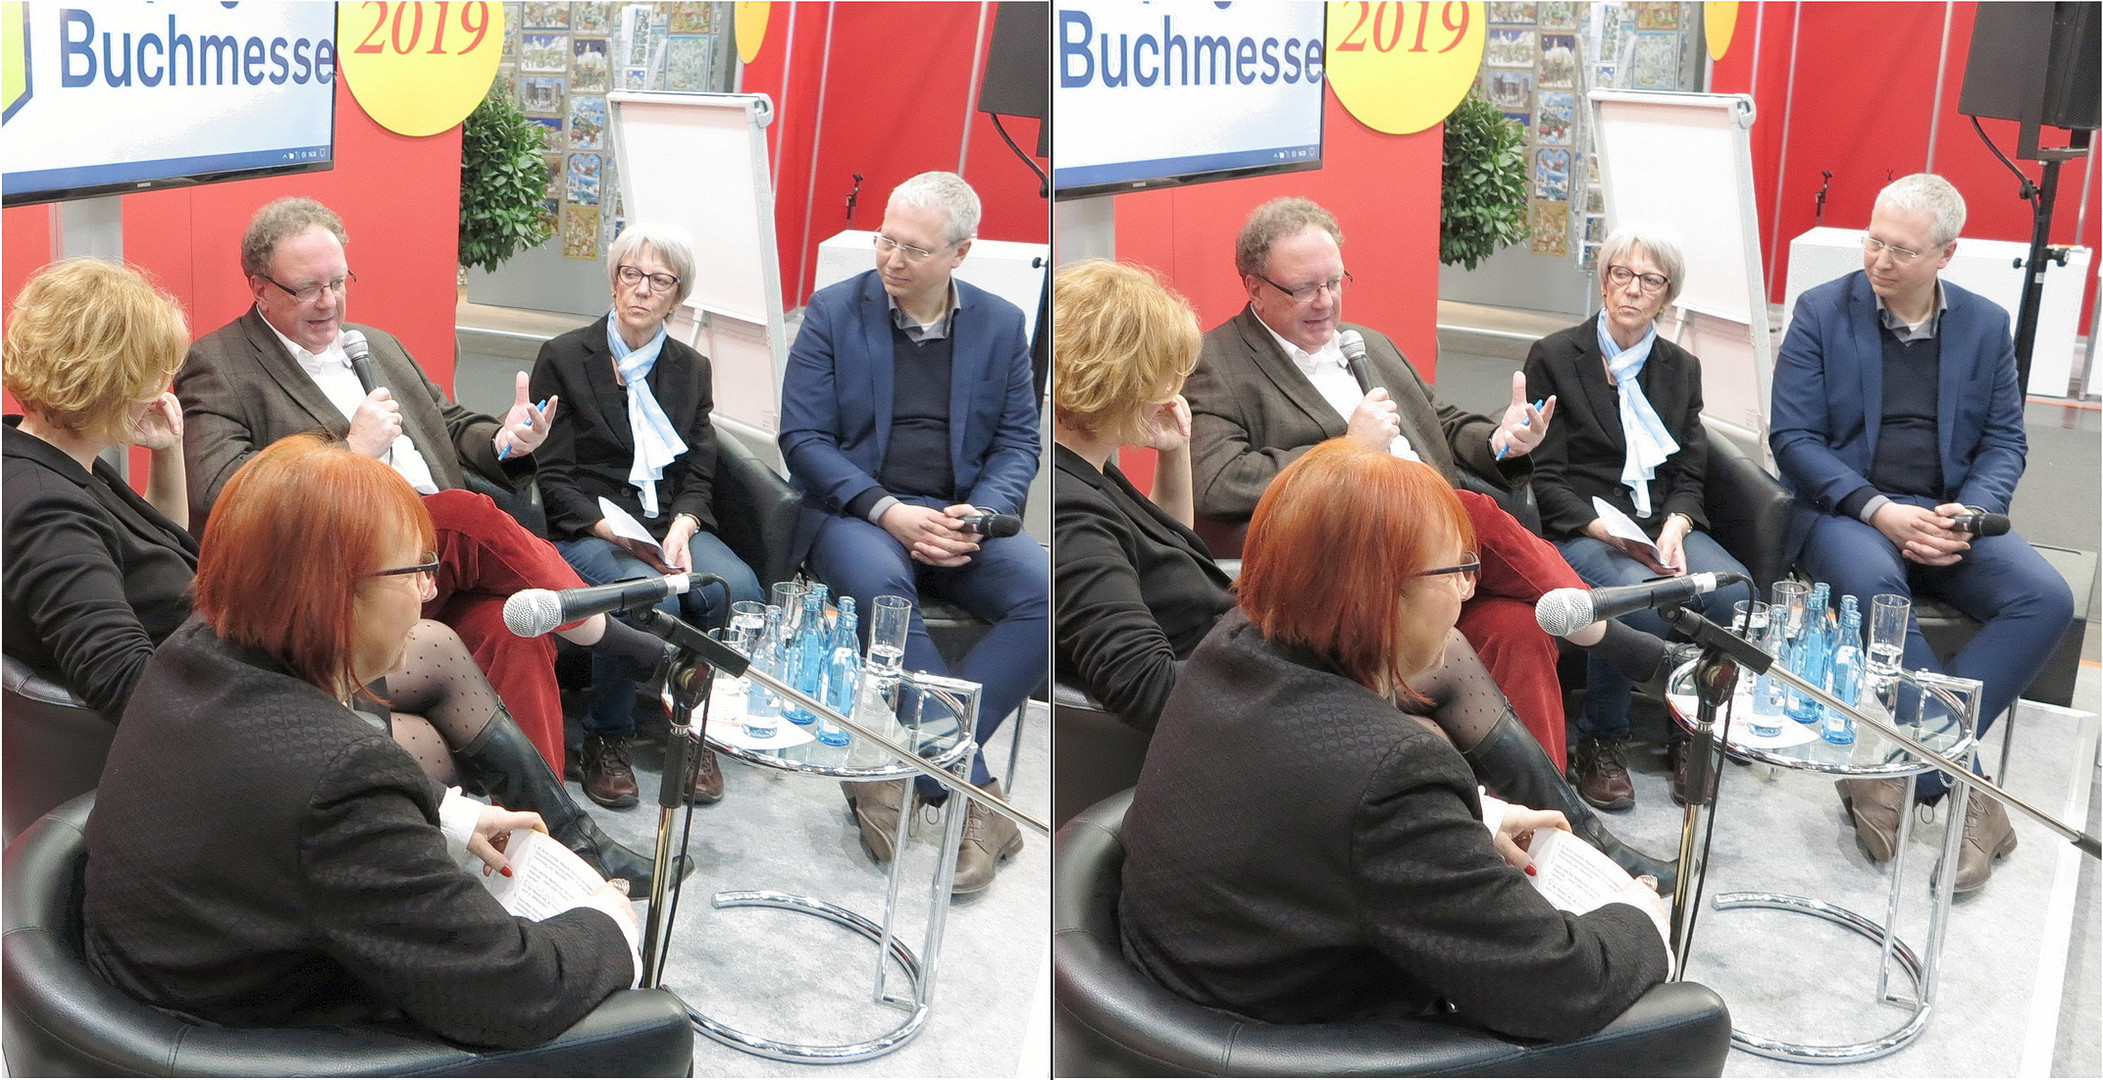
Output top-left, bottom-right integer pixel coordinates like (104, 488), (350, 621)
(869, 595), (911, 675)
(1868, 594), (1911, 679)
(1769, 580), (1809, 641)
(1731, 599), (1769, 686)
(771, 580), (807, 635)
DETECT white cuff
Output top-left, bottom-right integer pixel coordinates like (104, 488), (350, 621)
(570, 891), (644, 987)
(437, 787), (482, 861)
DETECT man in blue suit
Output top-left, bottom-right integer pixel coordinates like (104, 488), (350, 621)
(779, 172), (1045, 893)
(1771, 173), (2074, 893)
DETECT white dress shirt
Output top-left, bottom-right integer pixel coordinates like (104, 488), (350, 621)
(262, 312), (440, 494)
(1258, 313), (1419, 462)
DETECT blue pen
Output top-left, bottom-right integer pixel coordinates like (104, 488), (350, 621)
(1495, 398), (1547, 460)
(497, 399), (549, 461)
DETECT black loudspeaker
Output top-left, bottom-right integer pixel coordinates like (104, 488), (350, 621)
(1959, 1), (2099, 135)
(978, 2), (1049, 158)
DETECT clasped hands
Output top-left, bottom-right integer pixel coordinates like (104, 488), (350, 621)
(880, 502), (984, 567)
(1871, 501), (1973, 567)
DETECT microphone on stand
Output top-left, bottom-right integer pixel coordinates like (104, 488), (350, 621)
(342, 329), (379, 395)
(503, 574), (694, 637)
(1534, 573), (1750, 637)
(1339, 329), (1376, 394)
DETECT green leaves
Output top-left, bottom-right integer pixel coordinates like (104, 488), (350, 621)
(459, 93), (553, 274)
(1440, 89), (1531, 271)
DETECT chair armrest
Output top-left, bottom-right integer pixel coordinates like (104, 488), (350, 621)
(1458, 467), (1541, 535)
(713, 436), (803, 588)
(1701, 425), (1796, 592)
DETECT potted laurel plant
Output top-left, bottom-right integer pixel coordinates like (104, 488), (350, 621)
(457, 91), (553, 301)
(1440, 88), (1532, 270)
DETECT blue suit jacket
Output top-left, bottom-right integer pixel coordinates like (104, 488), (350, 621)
(778, 269), (1040, 560)
(1769, 271), (2026, 528)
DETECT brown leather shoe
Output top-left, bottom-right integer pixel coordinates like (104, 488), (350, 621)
(580, 735), (639, 809)
(843, 779), (912, 863)
(1953, 787), (2017, 892)
(1668, 740), (1718, 807)
(1836, 776), (1909, 863)
(685, 746), (724, 805)
(952, 780), (1024, 894)
(1570, 737), (1635, 811)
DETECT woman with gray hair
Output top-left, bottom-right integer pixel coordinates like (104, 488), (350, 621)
(1523, 226), (1752, 812)
(529, 223), (764, 810)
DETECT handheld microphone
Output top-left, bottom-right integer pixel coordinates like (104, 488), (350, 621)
(1534, 573), (1749, 637)
(342, 329), (378, 395)
(1948, 508), (2010, 537)
(1338, 329), (1376, 394)
(504, 574), (693, 638)
(957, 511), (1023, 538)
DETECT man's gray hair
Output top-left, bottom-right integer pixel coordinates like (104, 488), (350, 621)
(888, 172), (981, 246)
(241, 197), (347, 279)
(1596, 226), (1687, 308)
(1234, 197), (1343, 278)
(1874, 173), (1967, 247)
(606, 222), (697, 308)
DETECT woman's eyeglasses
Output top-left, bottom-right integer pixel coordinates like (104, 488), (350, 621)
(1416, 555), (1480, 586)
(616, 265), (680, 293)
(1605, 265), (1668, 293)
(371, 555), (440, 599)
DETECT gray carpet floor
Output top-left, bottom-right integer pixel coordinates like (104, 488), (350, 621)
(580, 699), (1050, 1076)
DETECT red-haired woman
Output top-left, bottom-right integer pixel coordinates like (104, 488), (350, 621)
(83, 435), (639, 1049)
(1117, 440), (1670, 1040)
(2, 261), (667, 892)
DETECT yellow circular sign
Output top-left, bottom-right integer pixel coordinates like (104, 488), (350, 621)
(1324, 1), (1487, 136)
(337, 1), (507, 137)
(1705, 2), (1739, 62)
(735, 2), (770, 65)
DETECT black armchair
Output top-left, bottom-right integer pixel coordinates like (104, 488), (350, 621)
(710, 434), (804, 590)
(1051, 678), (1149, 830)
(2, 655), (113, 845)
(2, 794), (694, 1077)
(1054, 790), (1734, 1077)
(1698, 421), (1797, 593)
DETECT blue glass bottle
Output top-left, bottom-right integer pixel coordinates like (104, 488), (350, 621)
(1787, 584), (1830, 724)
(816, 610), (859, 746)
(1824, 599), (1863, 744)
(742, 605), (785, 738)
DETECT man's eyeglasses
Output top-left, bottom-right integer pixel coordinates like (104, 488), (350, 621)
(873, 233), (954, 263)
(1255, 271), (1353, 304)
(1416, 555), (1480, 586)
(261, 272), (356, 305)
(616, 264), (680, 293)
(1605, 265), (1669, 293)
(1861, 235), (1931, 264)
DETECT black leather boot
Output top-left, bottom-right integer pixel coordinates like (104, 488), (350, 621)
(453, 707), (689, 894)
(1461, 710), (1678, 895)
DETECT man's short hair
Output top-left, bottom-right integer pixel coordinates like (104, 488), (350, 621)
(888, 172), (981, 246)
(1235, 197), (1344, 278)
(606, 222), (697, 308)
(1596, 226), (1688, 308)
(1874, 174), (1967, 247)
(241, 197), (347, 279)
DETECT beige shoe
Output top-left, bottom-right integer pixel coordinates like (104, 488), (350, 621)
(1953, 787), (2017, 892)
(952, 780), (1024, 894)
(842, 779), (912, 863)
(1836, 776), (1909, 863)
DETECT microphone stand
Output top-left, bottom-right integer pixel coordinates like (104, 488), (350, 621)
(623, 606), (1052, 987)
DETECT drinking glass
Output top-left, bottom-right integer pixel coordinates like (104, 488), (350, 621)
(1868, 594), (1911, 681)
(770, 580), (807, 635)
(1731, 599), (1769, 691)
(1769, 581), (1809, 642)
(869, 595), (911, 676)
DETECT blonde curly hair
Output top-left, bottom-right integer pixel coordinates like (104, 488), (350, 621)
(4, 259), (189, 444)
(1053, 260), (1200, 445)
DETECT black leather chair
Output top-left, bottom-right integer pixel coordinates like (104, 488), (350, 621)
(2, 656), (114, 845)
(2, 794), (694, 1077)
(1051, 679), (1149, 830)
(1698, 422), (1797, 594)
(1054, 790), (1734, 1077)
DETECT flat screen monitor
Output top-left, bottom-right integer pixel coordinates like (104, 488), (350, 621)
(1053, 0), (1324, 200)
(3, 1), (337, 207)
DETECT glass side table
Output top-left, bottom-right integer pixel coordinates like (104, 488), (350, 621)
(1666, 662), (1981, 1064)
(685, 670), (981, 1063)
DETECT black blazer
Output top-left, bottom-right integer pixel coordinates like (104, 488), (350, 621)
(1, 421), (198, 716)
(1053, 444), (1234, 732)
(1118, 611), (1668, 1040)
(1522, 320), (1711, 541)
(83, 617), (633, 1050)
(529, 317), (720, 541)
(1186, 308), (1526, 522)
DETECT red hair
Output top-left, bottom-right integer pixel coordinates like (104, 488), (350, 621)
(193, 433), (435, 696)
(1237, 439), (1476, 694)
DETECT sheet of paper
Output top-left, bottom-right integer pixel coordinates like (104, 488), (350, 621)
(597, 497), (665, 556)
(1591, 497), (1668, 567)
(708, 719), (818, 751)
(1527, 826), (1633, 915)
(475, 828), (607, 920)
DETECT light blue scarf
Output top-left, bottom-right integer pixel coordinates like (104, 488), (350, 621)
(607, 314), (687, 518)
(1595, 309), (1678, 518)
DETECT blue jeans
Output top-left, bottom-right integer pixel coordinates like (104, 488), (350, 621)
(556, 532), (765, 737)
(807, 500), (1049, 800)
(1556, 530), (1753, 741)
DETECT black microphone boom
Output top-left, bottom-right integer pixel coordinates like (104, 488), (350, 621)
(1535, 573), (1748, 637)
(342, 329), (378, 395)
(503, 574), (694, 638)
